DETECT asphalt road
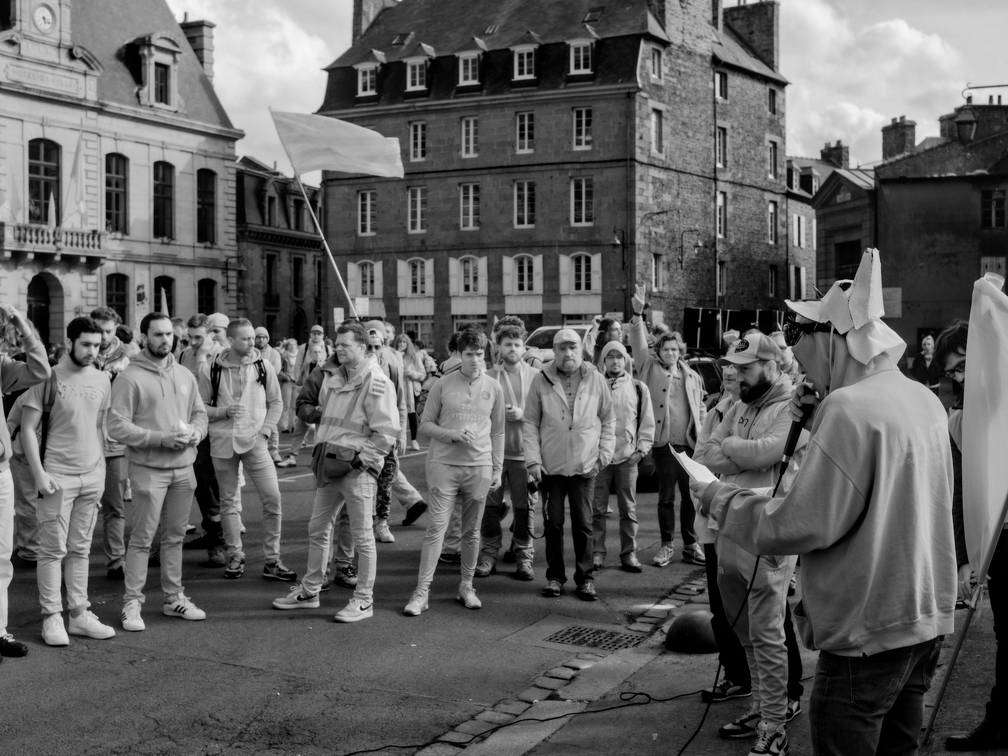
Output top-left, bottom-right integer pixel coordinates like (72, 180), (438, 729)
(1, 435), (704, 755)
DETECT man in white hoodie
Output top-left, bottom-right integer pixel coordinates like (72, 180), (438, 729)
(199, 319), (293, 582)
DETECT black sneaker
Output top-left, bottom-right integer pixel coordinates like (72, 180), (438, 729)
(402, 501), (428, 526)
(223, 556), (245, 579)
(702, 678), (753, 703)
(576, 582), (598, 602)
(0, 633), (28, 658)
(264, 560), (297, 582)
(946, 719), (1008, 751)
(438, 552), (462, 564)
(718, 710), (761, 739)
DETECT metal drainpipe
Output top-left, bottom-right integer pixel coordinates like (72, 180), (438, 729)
(627, 90), (634, 321)
(712, 67), (720, 344)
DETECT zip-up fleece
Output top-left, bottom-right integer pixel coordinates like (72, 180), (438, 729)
(523, 362), (616, 477)
(487, 360), (539, 461)
(198, 347), (282, 458)
(0, 333), (50, 470)
(107, 351), (208, 469)
(605, 371), (655, 465)
(96, 336), (130, 457)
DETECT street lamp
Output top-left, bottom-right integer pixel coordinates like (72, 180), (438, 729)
(612, 227), (627, 269)
(679, 228), (703, 269)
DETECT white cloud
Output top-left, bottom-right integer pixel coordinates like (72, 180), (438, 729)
(781, 0), (966, 165)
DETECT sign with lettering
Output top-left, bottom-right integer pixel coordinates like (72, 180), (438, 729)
(6, 63), (82, 96)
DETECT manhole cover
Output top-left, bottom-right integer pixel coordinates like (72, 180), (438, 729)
(543, 625), (644, 652)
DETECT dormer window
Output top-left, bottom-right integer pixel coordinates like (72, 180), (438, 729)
(406, 59), (427, 91)
(357, 64), (378, 96)
(513, 46), (536, 81)
(459, 53), (479, 85)
(584, 8), (603, 23)
(132, 32), (182, 111)
(569, 41), (592, 74)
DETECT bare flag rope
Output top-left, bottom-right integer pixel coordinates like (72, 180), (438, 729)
(270, 109), (405, 320)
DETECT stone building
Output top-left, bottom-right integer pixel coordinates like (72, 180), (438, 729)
(318, 0), (799, 355)
(0, 0), (242, 343)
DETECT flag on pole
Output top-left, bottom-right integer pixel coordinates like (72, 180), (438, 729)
(270, 110), (404, 178)
(962, 272), (1008, 571)
(47, 190), (56, 229)
(62, 128), (88, 229)
(160, 287), (170, 317)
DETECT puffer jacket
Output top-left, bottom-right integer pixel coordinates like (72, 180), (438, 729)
(605, 371), (655, 465)
(523, 362), (615, 477)
(198, 347), (282, 458)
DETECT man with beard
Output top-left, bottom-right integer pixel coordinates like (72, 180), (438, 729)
(21, 318), (116, 646)
(109, 313), (209, 632)
(694, 333), (801, 755)
(90, 307), (131, 580)
(524, 330), (615, 601)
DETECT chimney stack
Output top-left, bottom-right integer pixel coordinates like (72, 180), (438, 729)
(723, 0), (779, 71)
(711, 0), (723, 32)
(353, 0), (398, 44)
(820, 140), (849, 169)
(180, 17), (215, 81)
(881, 115), (916, 160)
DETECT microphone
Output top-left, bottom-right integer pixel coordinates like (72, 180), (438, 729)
(782, 396), (815, 463)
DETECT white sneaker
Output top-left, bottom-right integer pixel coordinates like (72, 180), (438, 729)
(375, 520), (395, 543)
(163, 592), (207, 621)
(122, 599), (145, 632)
(276, 455), (297, 468)
(334, 598), (373, 623)
(749, 721), (788, 755)
(403, 590), (428, 616)
(68, 610), (116, 640)
(457, 584), (482, 610)
(410, 440), (420, 451)
(273, 585), (320, 610)
(42, 614), (69, 646)
(653, 544), (675, 567)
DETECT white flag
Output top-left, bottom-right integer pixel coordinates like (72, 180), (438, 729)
(62, 129), (88, 229)
(270, 110), (404, 179)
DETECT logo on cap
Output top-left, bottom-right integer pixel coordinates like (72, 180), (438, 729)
(736, 338), (750, 352)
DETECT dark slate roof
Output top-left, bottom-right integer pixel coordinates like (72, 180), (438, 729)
(329, 0), (664, 69)
(713, 24), (787, 85)
(875, 130), (1008, 179)
(836, 168), (875, 190)
(73, 0), (237, 132)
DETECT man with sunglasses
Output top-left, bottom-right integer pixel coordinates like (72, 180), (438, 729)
(692, 250), (956, 756)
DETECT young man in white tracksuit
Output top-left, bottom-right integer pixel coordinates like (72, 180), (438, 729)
(199, 318), (294, 583)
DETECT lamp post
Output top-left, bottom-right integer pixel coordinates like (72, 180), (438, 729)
(611, 227), (627, 269)
(679, 228), (703, 269)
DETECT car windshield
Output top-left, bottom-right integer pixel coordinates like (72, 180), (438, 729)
(526, 330), (559, 348)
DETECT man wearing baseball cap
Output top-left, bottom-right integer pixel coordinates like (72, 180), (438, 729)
(693, 249), (956, 756)
(523, 328), (615, 601)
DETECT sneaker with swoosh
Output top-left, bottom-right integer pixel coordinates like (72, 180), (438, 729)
(748, 721), (788, 756)
(273, 585), (320, 610)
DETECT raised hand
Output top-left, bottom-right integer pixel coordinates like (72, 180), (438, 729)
(632, 285), (646, 316)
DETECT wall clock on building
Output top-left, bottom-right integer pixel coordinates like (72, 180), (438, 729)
(33, 5), (55, 33)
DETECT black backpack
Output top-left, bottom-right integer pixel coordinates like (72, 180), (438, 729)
(209, 360), (267, 407)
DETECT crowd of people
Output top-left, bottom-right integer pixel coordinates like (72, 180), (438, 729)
(0, 249), (1002, 756)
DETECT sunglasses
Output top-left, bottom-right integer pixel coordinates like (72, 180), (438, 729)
(783, 316), (832, 347)
(942, 361), (966, 380)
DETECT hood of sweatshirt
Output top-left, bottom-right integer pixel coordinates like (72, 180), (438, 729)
(127, 350), (182, 398)
(98, 337), (126, 367)
(215, 346), (263, 368)
(607, 370), (631, 391)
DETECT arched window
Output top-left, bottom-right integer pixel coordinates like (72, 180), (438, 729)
(515, 254), (534, 293)
(153, 275), (174, 315)
(196, 169), (216, 244)
(359, 261), (375, 297)
(106, 273), (129, 323)
(572, 253), (592, 292)
(409, 258), (426, 295)
(152, 161), (174, 239)
(197, 278), (216, 314)
(105, 154), (128, 234)
(28, 139), (60, 225)
(460, 255), (478, 294)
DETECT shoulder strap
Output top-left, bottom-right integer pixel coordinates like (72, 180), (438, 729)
(210, 361), (223, 407)
(254, 358), (267, 387)
(38, 375), (58, 467)
(634, 379), (644, 435)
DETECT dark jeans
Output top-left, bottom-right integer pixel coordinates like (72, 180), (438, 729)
(542, 474), (595, 586)
(703, 543), (804, 698)
(810, 638), (940, 756)
(653, 444), (697, 547)
(193, 437), (223, 544)
(375, 450), (397, 521)
(986, 532), (1008, 720)
(408, 412), (418, 442)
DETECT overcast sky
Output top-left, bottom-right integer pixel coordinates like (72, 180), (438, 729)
(164, 0), (1007, 173)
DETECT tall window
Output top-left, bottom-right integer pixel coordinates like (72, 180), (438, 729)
(461, 116), (479, 157)
(570, 42), (592, 74)
(460, 256), (479, 294)
(293, 198), (305, 231)
(717, 191), (727, 238)
(652, 253), (664, 290)
(981, 190), (1006, 228)
(408, 187), (427, 232)
(152, 161), (174, 239)
(153, 275), (174, 315)
(196, 169), (216, 244)
(572, 253), (592, 291)
(105, 153), (128, 234)
(571, 178), (594, 226)
(409, 259), (426, 295)
(515, 255), (534, 292)
(358, 66), (377, 96)
(197, 278), (216, 314)
(406, 60), (426, 91)
(768, 88), (778, 115)
(515, 181), (535, 228)
(768, 265), (779, 297)
(315, 259), (324, 301)
(359, 261), (375, 296)
(460, 183), (480, 229)
(106, 273), (128, 323)
(768, 141), (779, 179)
(292, 257), (304, 299)
(573, 108), (593, 150)
(459, 54), (479, 84)
(267, 195), (277, 226)
(265, 253), (277, 304)
(516, 112), (534, 153)
(650, 46), (663, 80)
(715, 70), (728, 100)
(28, 139), (59, 225)
(154, 63), (170, 105)
(716, 127), (727, 167)
(768, 200), (778, 244)
(358, 190), (376, 235)
(513, 47), (535, 80)
(717, 261), (727, 296)
(651, 109), (664, 154)
(410, 121), (426, 161)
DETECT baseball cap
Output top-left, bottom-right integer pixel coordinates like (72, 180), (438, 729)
(207, 312), (229, 330)
(553, 328), (581, 347)
(717, 332), (782, 367)
(310, 324), (324, 334)
(600, 341), (628, 362)
(364, 320), (386, 339)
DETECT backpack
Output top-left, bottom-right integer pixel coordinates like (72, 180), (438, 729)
(209, 359), (267, 408)
(11, 376), (58, 465)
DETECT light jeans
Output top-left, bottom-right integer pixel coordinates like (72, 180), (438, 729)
(0, 468), (15, 635)
(287, 417), (313, 459)
(10, 456), (39, 560)
(591, 459), (640, 560)
(124, 464), (197, 604)
(36, 467), (105, 615)
(280, 381), (296, 431)
(442, 502), (463, 555)
(212, 437), (282, 563)
(717, 534), (797, 728)
(392, 468), (423, 507)
(101, 456), (128, 570)
(480, 458), (534, 567)
(415, 462), (491, 595)
(302, 470), (377, 603)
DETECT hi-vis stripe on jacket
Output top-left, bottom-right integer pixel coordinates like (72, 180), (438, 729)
(304, 354), (399, 475)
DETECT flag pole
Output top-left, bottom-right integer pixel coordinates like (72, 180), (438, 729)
(923, 488), (1008, 744)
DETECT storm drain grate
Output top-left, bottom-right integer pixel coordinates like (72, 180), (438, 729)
(543, 625), (645, 652)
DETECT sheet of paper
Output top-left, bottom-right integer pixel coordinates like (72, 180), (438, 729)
(674, 450), (718, 486)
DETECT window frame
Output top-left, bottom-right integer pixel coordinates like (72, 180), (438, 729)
(28, 138), (60, 226)
(153, 275), (175, 315)
(197, 278), (216, 314)
(409, 121), (426, 162)
(768, 264), (778, 297)
(513, 46), (536, 80)
(717, 191), (727, 239)
(514, 180), (536, 228)
(768, 87), (778, 115)
(650, 46), (663, 81)
(358, 261), (376, 297)
(461, 116), (479, 158)
(573, 107), (593, 150)
(715, 70), (728, 100)
(768, 140), (779, 179)
(460, 183), (480, 230)
(459, 255), (479, 294)
(357, 65), (378, 96)
(196, 168), (216, 245)
(515, 254), (535, 293)
(408, 186), (427, 233)
(106, 273), (129, 323)
(154, 62), (171, 105)
(569, 41), (592, 74)
(651, 108), (664, 155)
(409, 258), (427, 295)
(652, 252), (664, 291)
(717, 260), (727, 297)
(516, 111), (535, 153)
(716, 127), (727, 168)
(458, 53), (479, 85)
(405, 58), (427, 91)
(571, 177), (594, 227)
(152, 160), (174, 240)
(768, 200), (779, 244)
(358, 190), (376, 236)
(981, 189), (1007, 228)
(105, 153), (128, 235)
(572, 252), (593, 292)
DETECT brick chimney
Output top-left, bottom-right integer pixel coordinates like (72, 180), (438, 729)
(821, 140), (849, 169)
(882, 116), (916, 160)
(711, 0), (723, 32)
(723, 0), (779, 71)
(353, 0), (398, 44)
(179, 16), (215, 81)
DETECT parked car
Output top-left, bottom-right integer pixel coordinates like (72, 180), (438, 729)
(524, 325), (591, 366)
(687, 356), (723, 409)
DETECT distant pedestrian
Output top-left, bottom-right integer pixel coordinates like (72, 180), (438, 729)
(254, 326), (284, 464)
(908, 333), (941, 393)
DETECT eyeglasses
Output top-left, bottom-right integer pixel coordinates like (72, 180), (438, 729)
(942, 361), (966, 380)
(783, 316), (832, 347)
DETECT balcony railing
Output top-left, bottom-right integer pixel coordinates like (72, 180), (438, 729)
(5, 223), (103, 250)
